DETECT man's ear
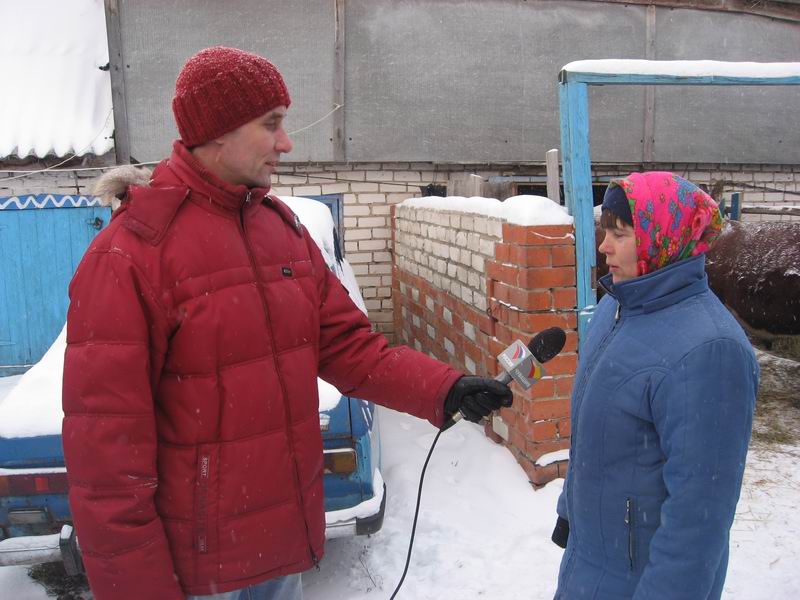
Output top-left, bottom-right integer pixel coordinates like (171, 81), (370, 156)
(209, 134), (229, 148)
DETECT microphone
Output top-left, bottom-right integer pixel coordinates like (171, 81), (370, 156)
(445, 327), (567, 428)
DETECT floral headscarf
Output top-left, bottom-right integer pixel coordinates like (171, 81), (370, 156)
(609, 171), (723, 277)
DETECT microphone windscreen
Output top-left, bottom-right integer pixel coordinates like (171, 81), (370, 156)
(528, 327), (566, 363)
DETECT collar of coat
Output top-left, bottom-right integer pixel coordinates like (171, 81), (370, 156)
(598, 254), (709, 316)
(95, 140), (304, 245)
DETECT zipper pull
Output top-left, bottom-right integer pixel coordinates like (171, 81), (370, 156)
(615, 303), (621, 321)
(245, 191), (252, 204)
(626, 497), (635, 570)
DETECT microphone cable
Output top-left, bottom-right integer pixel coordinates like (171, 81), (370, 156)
(388, 426), (444, 599)
(387, 329), (565, 598)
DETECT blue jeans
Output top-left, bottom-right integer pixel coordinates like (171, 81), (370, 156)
(187, 574), (303, 600)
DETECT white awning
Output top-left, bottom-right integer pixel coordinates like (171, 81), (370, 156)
(0, 0), (114, 159)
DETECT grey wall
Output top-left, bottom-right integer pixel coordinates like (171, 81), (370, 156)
(113, 0), (800, 164)
(118, 0), (336, 163)
(651, 7), (800, 163)
(345, 0), (647, 163)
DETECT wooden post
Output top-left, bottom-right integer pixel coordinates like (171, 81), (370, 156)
(333, 0), (346, 163)
(642, 6), (657, 164)
(546, 149), (561, 204)
(447, 173), (485, 197)
(559, 76), (596, 343)
(466, 174), (484, 197)
(104, 0), (131, 165)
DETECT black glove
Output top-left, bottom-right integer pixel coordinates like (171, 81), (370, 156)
(551, 516), (569, 548)
(444, 376), (513, 424)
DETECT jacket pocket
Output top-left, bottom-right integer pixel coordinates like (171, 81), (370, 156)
(625, 497), (636, 571)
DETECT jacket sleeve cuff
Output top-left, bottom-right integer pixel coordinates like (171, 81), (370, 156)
(432, 370), (465, 428)
(551, 516), (570, 549)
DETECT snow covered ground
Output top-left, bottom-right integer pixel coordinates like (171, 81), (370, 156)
(304, 409), (565, 599)
(309, 411), (800, 599)
(2, 397), (798, 598)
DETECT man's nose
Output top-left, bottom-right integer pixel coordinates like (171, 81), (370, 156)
(277, 129), (293, 154)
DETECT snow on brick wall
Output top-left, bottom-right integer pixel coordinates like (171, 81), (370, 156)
(395, 206), (504, 313)
(272, 162), (481, 343)
(393, 201), (577, 487)
(267, 160), (799, 342)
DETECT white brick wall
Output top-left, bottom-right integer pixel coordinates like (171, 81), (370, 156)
(395, 203), (503, 317)
(662, 164), (800, 223)
(0, 168), (105, 198)
(6, 158), (793, 346)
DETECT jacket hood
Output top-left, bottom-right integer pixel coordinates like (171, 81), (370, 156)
(92, 165), (153, 211)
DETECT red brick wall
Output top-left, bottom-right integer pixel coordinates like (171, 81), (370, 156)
(393, 204), (577, 487)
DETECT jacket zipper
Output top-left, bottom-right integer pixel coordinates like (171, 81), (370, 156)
(566, 301), (624, 533)
(238, 193), (319, 568)
(625, 497), (635, 570)
(570, 304), (620, 462)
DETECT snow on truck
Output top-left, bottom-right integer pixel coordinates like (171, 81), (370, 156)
(0, 196), (386, 572)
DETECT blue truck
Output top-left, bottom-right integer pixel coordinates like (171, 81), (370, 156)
(0, 194), (385, 573)
(0, 383), (385, 573)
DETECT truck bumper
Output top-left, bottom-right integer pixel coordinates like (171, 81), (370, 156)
(325, 477), (386, 539)
(0, 524), (83, 574)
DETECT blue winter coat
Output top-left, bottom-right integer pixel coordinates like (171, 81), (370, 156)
(555, 255), (758, 599)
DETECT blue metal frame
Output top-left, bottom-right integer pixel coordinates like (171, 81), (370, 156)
(729, 192), (742, 221)
(558, 62), (800, 345)
(307, 194), (344, 255)
(0, 435), (63, 469)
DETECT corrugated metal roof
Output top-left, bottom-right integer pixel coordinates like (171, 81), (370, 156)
(0, 0), (114, 159)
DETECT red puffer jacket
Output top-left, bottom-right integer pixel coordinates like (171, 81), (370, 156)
(62, 141), (461, 599)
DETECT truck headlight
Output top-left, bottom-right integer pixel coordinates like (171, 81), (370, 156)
(323, 448), (357, 475)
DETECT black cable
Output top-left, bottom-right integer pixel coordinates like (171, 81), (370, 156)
(389, 426), (445, 599)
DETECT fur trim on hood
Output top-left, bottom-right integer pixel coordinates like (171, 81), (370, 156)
(92, 165), (152, 211)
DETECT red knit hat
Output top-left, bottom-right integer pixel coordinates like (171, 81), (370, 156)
(172, 46), (291, 147)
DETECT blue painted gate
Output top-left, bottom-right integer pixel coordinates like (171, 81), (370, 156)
(0, 195), (110, 376)
(0, 192), (343, 377)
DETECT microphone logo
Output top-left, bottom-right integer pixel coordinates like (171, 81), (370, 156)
(498, 340), (543, 390)
(528, 360), (542, 381)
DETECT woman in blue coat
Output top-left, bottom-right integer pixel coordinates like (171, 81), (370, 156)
(552, 172), (758, 599)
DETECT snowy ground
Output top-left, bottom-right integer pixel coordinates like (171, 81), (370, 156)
(1, 401), (799, 598)
(309, 410), (800, 599)
(304, 409), (565, 600)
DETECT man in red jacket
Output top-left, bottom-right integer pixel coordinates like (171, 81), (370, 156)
(62, 46), (512, 600)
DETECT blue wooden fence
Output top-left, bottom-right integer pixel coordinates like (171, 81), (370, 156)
(0, 192), (343, 377)
(0, 195), (111, 376)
